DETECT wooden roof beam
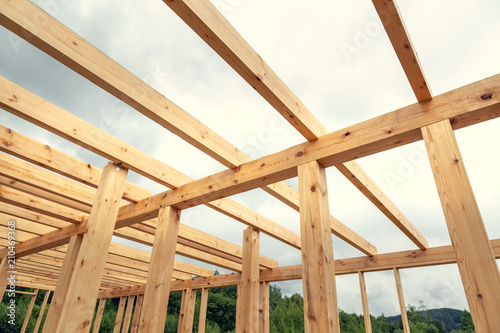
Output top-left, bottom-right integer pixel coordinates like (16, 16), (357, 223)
(0, 0), (374, 255)
(116, 74), (500, 233)
(371, 0), (432, 102)
(162, 0), (419, 252)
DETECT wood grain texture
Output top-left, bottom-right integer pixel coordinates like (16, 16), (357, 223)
(394, 268), (410, 333)
(130, 294), (143, 333)
(358, 272), (372, 333)
(197, 288), (209, 333)
(259, 281), (270, 333)
(138, 206), (180, 333)
(178, 288), (197, 333)
(113, 296), (127, 333)
(422, 119), (500, 331)
(91, 299), (106, 333)
(121, 296), (135, 333)
(236, 228), (260, 332)
(298, 161), (340, 332)
(372, 0), (432, 102)
(20, 289), (38, 333)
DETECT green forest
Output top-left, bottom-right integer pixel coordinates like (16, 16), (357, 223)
(1, 284), (475, 332)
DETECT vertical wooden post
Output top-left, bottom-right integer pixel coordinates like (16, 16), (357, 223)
(236, 227), (260, 332)
(42, 234), (84, 332)
(138, 205), (181, 332)
(113, 296), (127, 333)
(197, 288), (209, 333)
(21, 288), (39, 333)
(33, 290), (51, 333)
(178, 288), (197, 332)
(92, 298), (107, 333)
(298, 160), (340, 332)
(393, 268), (410, 333)
(122, 295), (135, 333)
(0, 257), (8, 299)
(130, 294), (143, 333)
(422, 119), (500, 330)
(49, 162), (128, 332)
(358, 272), (372, 333)
(259, 281), (270, 333)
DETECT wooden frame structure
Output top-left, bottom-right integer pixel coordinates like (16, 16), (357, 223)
(0, 0), (499, 332)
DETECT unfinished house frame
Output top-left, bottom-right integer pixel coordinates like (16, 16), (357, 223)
(1, 0), (499, 332)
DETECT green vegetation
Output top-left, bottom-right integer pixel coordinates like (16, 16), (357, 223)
(1, 284), (475, 332)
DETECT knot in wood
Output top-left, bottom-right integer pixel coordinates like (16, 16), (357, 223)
(480, 93), (493, 100)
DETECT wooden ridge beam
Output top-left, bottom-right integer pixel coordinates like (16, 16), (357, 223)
(0, 0), (375, 255)
(115, 74), (500, 222)
(372, 0), (432, 102)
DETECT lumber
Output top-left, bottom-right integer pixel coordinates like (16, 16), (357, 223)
(394, 268), (410, 333)
(113, 296), (127, 333)
(130, 294), (143, 333)
(54, 162), (128, 332)
(178, 288), (197, 333)
(236, 228), (260, 332)
(298, 161), (340, 332)
(372, 0), (432, 102)
(0, 257), (8, 301)
(138, 206), (181, 333)
(115, 74), (500, 218)
(122, 295), (135, 333)
(33, 290), (50, 333)
(20, 289), (38, 333)
(358, 272), (372, 333)
(422, 119), (500, 330)
(259, 282), (270, 333)
(198, 288), (209, 333)
(92, 299), (106, 333)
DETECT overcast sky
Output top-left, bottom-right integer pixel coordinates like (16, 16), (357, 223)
(1, 0), (500, 316)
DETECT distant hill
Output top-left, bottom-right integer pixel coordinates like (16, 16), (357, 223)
(387, 307), (464, 332)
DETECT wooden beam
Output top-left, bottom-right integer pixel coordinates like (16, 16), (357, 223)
(259, 282), (270, 333)
(178, 288), (197, 333)
(0, 124), (150, 203)
(0, 185), (87, 224)
(54, 162), (128, 332)
(130, 294), (143, 333)
(92, 299), (106, 333)
(20, 289), (39, 333)
(0, 75), (301, 250)
(0, 256), (8, 298)
(198, 288), (209, 333)
(33, 290), (50, 333)
(298, 161), (340, 332)
(0, 202), (69, 229)
(113, 296), (127, 333)
(236, 228), (261, 332)
(138, 206), (181, 332)
(336, 161), (427, 250)
(41, 234), (84, 333)
(393, 268), (410, 333)
(372, 0), (432, 102)
(115, 73), (500, 220)
(122, 295), (135, 333)
(422, 119), (500, 330)
(358, 272), (372, 333)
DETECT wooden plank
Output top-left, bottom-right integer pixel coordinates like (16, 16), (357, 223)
(0, 124), (150, 203)
(299, 161), (340, 332)
(236, 228), (260, 332)
(0, 76), (301, 250)
(178, 288), (197, 333)
(54, 162), (127, 332)
(138, 206), (181, 333)
(113, 296), (127, 333)
(372, 0), (432, 102)
(130, 294), (143, 333)
(0, 257), (9, 302)
(393, 268), (410, 333)
(197, 288), (209, 333)
(422, 119), (500, 330)
(92, 299), (106, 333)
(115, 73), (500, 219)
(41, 234), (84, 333)
(163, 0), (326, 141)
(33, 290), (50, 333)
(336, 161), (427, 250)
(358, 272), (372, 333)
(259, 282), (270, 333)
(0, 203), (69, 229)
(21, 289), (39, 333)
(122, 295), (136, 333)
(0, 185), (87, 224)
